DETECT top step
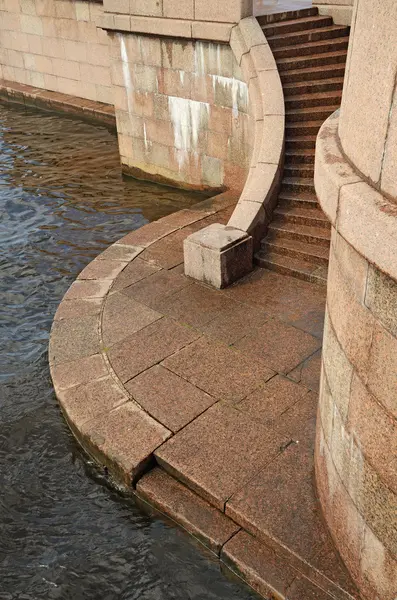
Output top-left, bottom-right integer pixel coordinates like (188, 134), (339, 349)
(262, 15), (333, 37)
(256, 7), (318, 26)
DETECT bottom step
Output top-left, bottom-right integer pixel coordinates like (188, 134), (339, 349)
(255, 250), (328, 285)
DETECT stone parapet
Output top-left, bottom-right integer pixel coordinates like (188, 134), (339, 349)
(314, 111), (397, 600)
(313, 0), (353, 24)
(183, 16), (284, 288)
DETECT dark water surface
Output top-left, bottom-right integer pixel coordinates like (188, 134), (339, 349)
(0, 104), (255, 600)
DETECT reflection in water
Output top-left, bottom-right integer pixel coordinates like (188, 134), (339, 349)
(0, 105), (256, 600)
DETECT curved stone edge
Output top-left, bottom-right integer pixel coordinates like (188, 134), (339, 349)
(315, 110), (397, 282)
(49, 191), (237, 489)
(228, 17), (285, 245)
(183, 17), (284, 288)
(0, 79), (116, 129)
(314, 111), (397, 600)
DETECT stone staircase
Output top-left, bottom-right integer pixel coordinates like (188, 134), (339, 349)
(255, 7), (350, 285)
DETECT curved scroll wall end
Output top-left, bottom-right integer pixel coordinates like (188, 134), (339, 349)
(183, 17), (284, 289)
(314, 111), (397, 600)
(227, 17), (285, 250)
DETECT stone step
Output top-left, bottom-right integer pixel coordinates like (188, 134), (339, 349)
(284, 164), (315, 179)
(267, 25), (350, 50)
(285, 136), (317, 150)
(284, 149), (316, 164)
(269, 220), (331, 246)
(277, 50), (348, 72)
(257, 6), (318, 26)
(262, 15), (333, 37)
(272, 36), (350, 60)
(286, 120), (324, 136)
(262, 232), (329, 265)
(285, 90), (342, 109)
(280, 62), (347, 83)
(286, 104), (340, 122)
(278, 191), (318, 209)
(281, 176), (316, 194)
(274, 205), (330, 229)
(255, 250), (328, 285)
(284, 76), (345, 97)
(136, 467), (240, 556)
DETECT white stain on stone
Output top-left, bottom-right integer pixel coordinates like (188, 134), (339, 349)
(169, 96), (209, 169)
(194, 41), (206, 76)
(119, 34), (133, 116)
(212, 75), (248, 119)
(143, 122), (150, 153)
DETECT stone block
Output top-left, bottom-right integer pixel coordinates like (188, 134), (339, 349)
(75, 1), (90, 22)
(194, 0), (252, 23)
(365, 264), (397, 338)
(250, 43), (276, 72)
(103, 0), (129, 13)
(191, 21), (233, 43)
(51, 354), (108, 391)
(338, 181), (397, 283)
(322, 310), (353, 422)
(258, 69), (284, 116)
(137, 35), (162, 67)
(248, 77), (263, 121)
(163, 0), (193, 19)
(240, 163), (278, 205)
(332, 230), (368, 303)
(184, 223), (253, 289)
(258, 115), (284, 164)
(114, 13), (131, 31)
(130, 0), (162, 17)
(49, 315), (100, 365)
(359, 524), (397, 600)
(228, 199), (268, 241)
(230, 26), (248, 65)
(20, 14), (43, 36)
(129, 16), (192, 38)
(239, 16), (265, 48)
(137, 468), (240, 554)
(381, 89), (397, 199)
(315, 111), (361, 225)
(318, 365), (334, 448)
(201, 155), (223, 188)
(366, 322), (397, 419)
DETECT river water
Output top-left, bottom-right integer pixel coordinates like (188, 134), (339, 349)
(0, 104), (255, 600)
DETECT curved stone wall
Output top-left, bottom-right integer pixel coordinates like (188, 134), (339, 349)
(315, 109), (397, 600)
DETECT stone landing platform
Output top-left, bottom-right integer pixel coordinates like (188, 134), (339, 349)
(49, 193), (360, 600)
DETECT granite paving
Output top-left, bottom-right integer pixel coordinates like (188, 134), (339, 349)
(50, 196), (360, 600)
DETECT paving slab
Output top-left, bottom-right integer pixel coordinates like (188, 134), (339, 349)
(222, 530), (298, 599)
(234, 319), (321, 373)
(51, 354), (108, 391)
(107, 318), (199, 383)
(81, 402), (171, 486)
(226, 442), (329, 564)
(102, 292), (161, 347)
(125, 365), (216, 432)
(137, 467), (240, 555)
(162, 336), (275, 403)
(288, 348), (322, 392)
(54, 297), (102, 321)
(110, 258), (161, 292)
(198, 301), (269, 345)
(49, 315), (100, 365)
(236, 375), (311, 425)
(122, 267), (192, 309)
(155, 402), (280, 511)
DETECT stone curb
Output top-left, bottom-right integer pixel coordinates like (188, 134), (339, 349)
(0, 79), (116, 129)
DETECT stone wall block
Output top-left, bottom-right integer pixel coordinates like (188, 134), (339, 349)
(366, 322), (397, 419)
(230, 25), (248, 65)
(130, 0), (163, 17)
(191, 21), (232, 43)
(250, 43), (276, 72)
(103, 0), (129, 14)
(163, 0), (193, 20)
(322, 310), (353, 422)
(258, 70), (284, 116)
(239, 16), (266, 48)
(332, 230), (368, 303)
(381, 86), (397, 200)
(194, 0), (251, 24)
(327, 252), (374, 380)
(365, 265), (397, 338)
(258, 114), (284, 164)
(359, 524), (397, 600)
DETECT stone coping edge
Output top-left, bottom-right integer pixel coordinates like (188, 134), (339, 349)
(49, 190), (238, 488)
(0, 79), (116, 129)
(227, 16), (285, 246)
(315, 110), (397, 282)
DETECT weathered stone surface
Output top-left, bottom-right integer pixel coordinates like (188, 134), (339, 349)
(59, 375), (128, 427)
(162, 336), (274, 403)
(54, 297), (102, 321)
(359, 523), (397, 600)
(155, 402), (279, 510)
(111, 257), (161, 291)
(77, 258), (126, 281)
(137, 468), (240, 554)
(107, 317), (199, 383)
(97, 243), (143, 262)
(63, 279), (112, 300)
(122, 267), (192, 308)
(155, 281), (234, 328)
(366, 322), (397, 418)
(286, 576), (334, 600)
(237, 375), (310, 424)
(49, 315), (100, 365)
(234, 319), (321, 374)
(102, 292), (161, 346)
(221, 530), (297, 599)
(51, 354), (107, 391)
(117, 220), (179, 248)
(365, 264), (397, 338)
(227, 442), (328, 562)
(81, 402), (171, 485)
(199, 300), (267, 345)
(126, 365), (216, 432)
(332, 230), (368, 305)
(288, 349), (322, 393)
